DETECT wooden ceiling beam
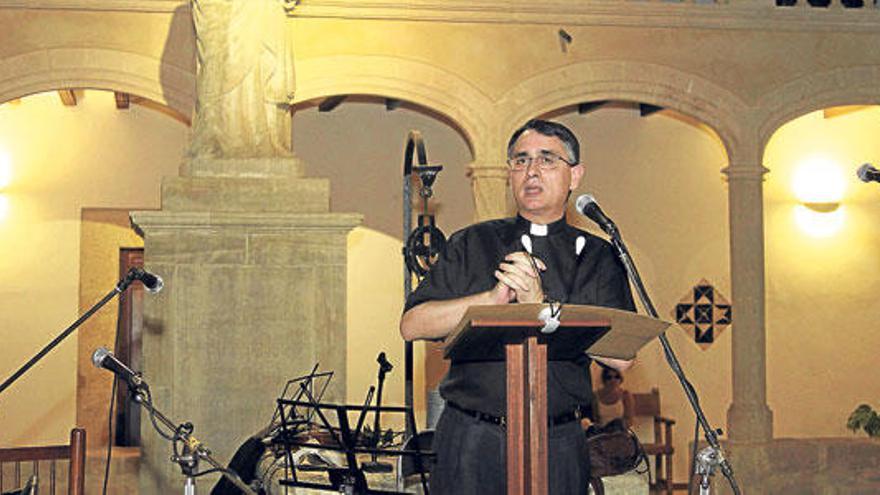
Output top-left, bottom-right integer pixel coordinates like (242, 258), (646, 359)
(577, 101), (607, 115)
(318, 95), (346, 112)
(823, 105), (868, 119)
(58, 90), (77, 106)
(115, 92), (130, 109)
(639, 103), (664, 117)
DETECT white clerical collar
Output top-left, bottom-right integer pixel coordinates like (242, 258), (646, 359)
(530, 223), (548, 236)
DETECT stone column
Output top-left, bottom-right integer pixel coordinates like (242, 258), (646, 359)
(723, 159), (774, 443)
(469, 163), (510, 222)
(131, 177), (361, 494)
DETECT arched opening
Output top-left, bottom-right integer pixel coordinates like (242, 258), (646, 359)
(291, 94), (474, 424)
(0, 89), (188, 453)
(763, 104), (880, 441)
(525, 100), (731, 488)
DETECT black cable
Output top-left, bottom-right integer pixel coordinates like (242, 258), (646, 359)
(141, 387), (177, 441)
(102, 281), (127, 495)
(102, 377), (117, 495)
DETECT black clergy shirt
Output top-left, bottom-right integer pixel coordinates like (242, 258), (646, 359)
(405, 215), (636, 418)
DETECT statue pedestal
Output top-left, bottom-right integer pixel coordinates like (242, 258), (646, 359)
(132, 160), (361, 494)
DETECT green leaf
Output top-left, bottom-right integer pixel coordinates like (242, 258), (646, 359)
(847, 404), (880, 437)
(865, 414), (880, 438)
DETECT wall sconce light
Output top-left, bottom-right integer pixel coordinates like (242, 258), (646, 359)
(794, 204), (844, 238)
(791, 156), (846, 237)
(792, 156), (844, 212)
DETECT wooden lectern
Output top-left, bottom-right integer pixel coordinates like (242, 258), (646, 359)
(444, 304), (669, 495)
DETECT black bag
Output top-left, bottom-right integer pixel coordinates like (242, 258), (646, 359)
(584, 419), (648, 495)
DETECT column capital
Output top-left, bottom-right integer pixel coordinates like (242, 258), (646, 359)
(722, 162), (770, 182)
(467, 164), (509, 179)
(467, 162), (510, 222)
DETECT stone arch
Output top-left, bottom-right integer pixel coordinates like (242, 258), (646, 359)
(757, 65), (880, 152)
(294, 55), (497, 157)
(497, 61), (748, 161)
(0, 47), (194, 118)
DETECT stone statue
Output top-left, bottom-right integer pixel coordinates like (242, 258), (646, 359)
(189, 0), (299, 159)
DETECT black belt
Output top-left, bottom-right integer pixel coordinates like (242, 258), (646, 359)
(447, 401), (585, 428)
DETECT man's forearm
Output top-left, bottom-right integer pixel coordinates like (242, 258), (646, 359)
(400, 290), (500, 341)
(593, 356), (634, 371)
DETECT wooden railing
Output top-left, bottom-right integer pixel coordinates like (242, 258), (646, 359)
(0, 428), (86, 495)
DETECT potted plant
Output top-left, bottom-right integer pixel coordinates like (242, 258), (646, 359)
(847, 404), (880, 438)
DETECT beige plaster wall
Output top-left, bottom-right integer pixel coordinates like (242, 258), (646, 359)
(0, 90), (186, 446)
(763, 107), (880, 440)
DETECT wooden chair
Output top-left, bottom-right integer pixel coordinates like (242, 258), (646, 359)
(631, 388), (675, 495)
(0, 428), (86, 495)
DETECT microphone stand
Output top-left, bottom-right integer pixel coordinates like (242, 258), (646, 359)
(127, 379), (258, 495)
(606, 229), (741, 495)
(0, 267), (143, 397)
(362, 352), (394, 473)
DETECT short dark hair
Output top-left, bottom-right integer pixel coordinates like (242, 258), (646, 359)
(507, 119), (580, 165)
(600, 366), (623, 383)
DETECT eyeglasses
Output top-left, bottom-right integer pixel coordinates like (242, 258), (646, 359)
(506, 151), (572, 172)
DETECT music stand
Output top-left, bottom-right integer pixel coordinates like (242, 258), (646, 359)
(273, 398), (432, 495)
(444, 303), (668, 495)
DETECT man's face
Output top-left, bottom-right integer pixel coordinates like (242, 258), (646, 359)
(509, 130), (584, 223)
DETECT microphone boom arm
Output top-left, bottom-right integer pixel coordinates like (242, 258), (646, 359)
(0, 267), (145, 397)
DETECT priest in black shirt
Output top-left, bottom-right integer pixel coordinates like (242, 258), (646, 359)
(400, 119), (636, 494)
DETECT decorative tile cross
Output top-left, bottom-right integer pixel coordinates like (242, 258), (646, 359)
(672, 279), (732, 349)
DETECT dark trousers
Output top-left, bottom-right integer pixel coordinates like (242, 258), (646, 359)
(430, 405), (590, 495)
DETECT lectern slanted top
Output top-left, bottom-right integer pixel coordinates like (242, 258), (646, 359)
(444, 303), (668, 362)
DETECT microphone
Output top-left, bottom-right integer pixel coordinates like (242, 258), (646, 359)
(575, 194), (619, 237)
(377, 352), (393, 373)
(132, 268), (164, 293)
(857, 163), (880, 183)
(91, 347), (143, 387)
